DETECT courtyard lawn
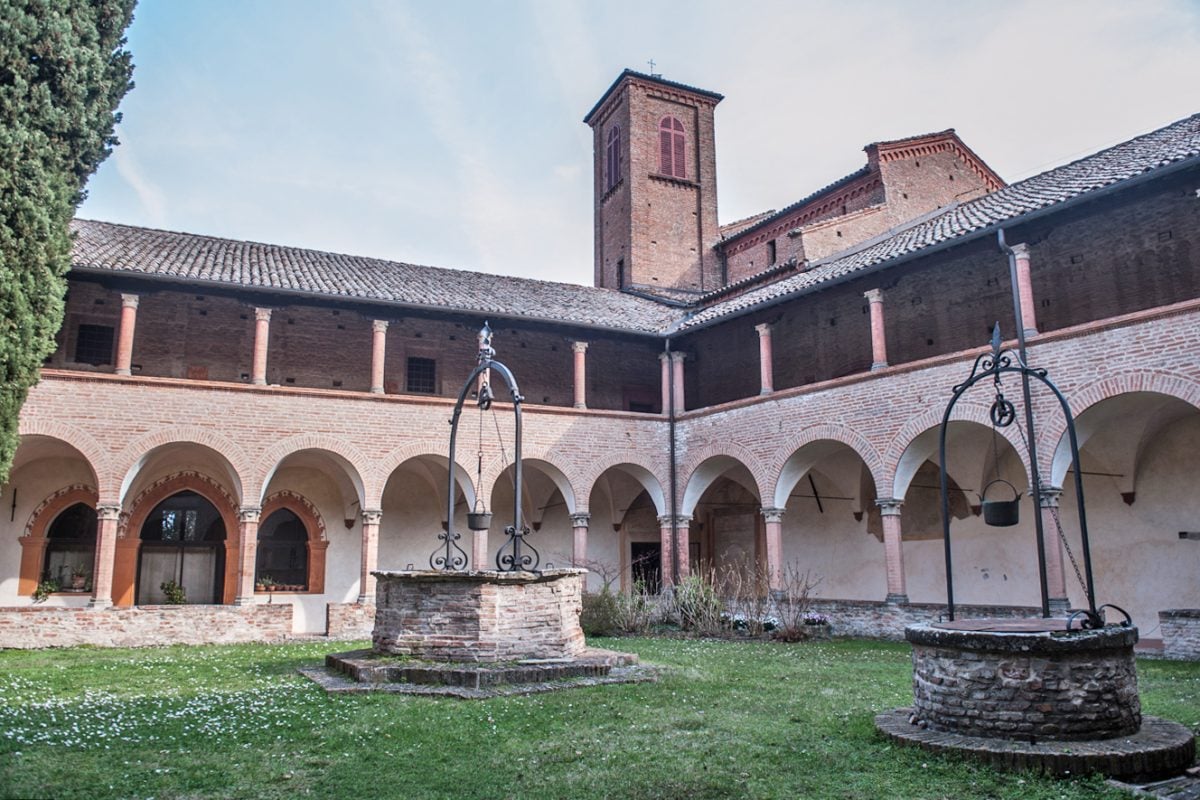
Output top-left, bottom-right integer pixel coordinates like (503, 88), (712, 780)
(0, 639), (1197, 800)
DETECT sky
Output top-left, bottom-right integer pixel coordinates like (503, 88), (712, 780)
(78, 0), (1200, 287)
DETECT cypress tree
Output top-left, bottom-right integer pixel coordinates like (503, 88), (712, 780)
(0, 0), (134, 481)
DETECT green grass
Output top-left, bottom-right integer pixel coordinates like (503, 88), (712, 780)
(0, 638), (1196, 799)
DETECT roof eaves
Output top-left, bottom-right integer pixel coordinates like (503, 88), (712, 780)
(583, 69), (724, 124)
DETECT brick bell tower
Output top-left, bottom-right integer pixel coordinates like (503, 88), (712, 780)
(584, 69), (723, 294)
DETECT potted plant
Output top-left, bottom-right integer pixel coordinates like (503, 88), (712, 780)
(256, 574), (276, 592)
(160, 579), (187, 605)
(33, 579), (60, 603)
(70, 566), (89, 591)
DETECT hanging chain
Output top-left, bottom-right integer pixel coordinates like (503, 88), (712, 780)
(1007, 395), (1091, 599)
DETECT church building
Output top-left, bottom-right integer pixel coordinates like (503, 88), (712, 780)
(3, 70), (1199, 656)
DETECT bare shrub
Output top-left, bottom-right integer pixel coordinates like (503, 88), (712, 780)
(772, 563), (823, 642)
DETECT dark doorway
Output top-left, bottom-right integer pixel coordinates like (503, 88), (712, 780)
(630, 542), (661, 594)
(136, 490), (226, 604)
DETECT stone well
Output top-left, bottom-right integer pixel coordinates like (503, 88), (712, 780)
(876, 619), (1196, 778)
(907, 622), (1140, 740)
(372, 568), (586, 662)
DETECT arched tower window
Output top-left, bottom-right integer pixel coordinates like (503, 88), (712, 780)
(137, 490), (226, 605)
(605, 125), (621, 191)
(43, 503), (97, 591)
(256, 508), (309, 591)
(659, 116), (686, 179)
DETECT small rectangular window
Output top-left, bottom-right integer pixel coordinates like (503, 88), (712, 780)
(406, 357), (437, 394)
(767, 240), (777, 265)
(74, 324), (114, 365)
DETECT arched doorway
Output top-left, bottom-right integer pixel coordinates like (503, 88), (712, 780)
(256, 508), (308, 591)
(42, 503), (98, 592)
(136, 490), (226, 604)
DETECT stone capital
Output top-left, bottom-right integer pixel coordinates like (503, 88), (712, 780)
(659, 352), (670, 364)
(657, 514), (691, 527)
(361, 509), (383, 526)
(1036, 486), (1063, 508)
(669, 351), (686, 364)
(96, 503), (122, 521)
(120, 293), (140, 310)
(254, 307), (273, 323)
(569, 512), (591, 527)
(754, 322), (772, 337)
(875, 498), (903, 516)
(863, 288), (884, 304)
(238, 507), (261, 524)
(1010, 242), (1031, 260)
(760, 507), (786, 524)
(372, 319), (389, 333)
(571, 341), (589, 354)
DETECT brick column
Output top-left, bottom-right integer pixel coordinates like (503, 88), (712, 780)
(370, 320), (388, 394)
(115, 293), (139, 375)
(657, 514), (675, 588)
(235, 507), (260, 605)
(755, 323), (774, 394)
(251, 308), (272, 385)
(1038, 486), (1070, 610)
(659, 353), (671, 416)
(675, 515), (691, 579)
(358, 509), (381, 604)
(761, 507), (785, 591)
(864, 288), (888, 371)
(572, 341), (588, 409)
(1012, 243), (1038, 337)
(570, 512), (590, 567)
(877, 498), (907, 602)
(89, 503), (120, 608)
(670, 352), (686, 414)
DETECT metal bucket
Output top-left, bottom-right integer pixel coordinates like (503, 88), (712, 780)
(466, 512), (492, 531)
(980, 479), (1021, 527)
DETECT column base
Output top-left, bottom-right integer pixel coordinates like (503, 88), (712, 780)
(885, 593), (909, 604)
(1048, 597), (1071, 614)
(573, 402), (587, 410)
(251, 378), (267, 386)
(871, 362), (889, 372)
(115, 369), (132, 377)
(1023, 327), (1039, 338)
(88, 598), (113, 609)
(759, 388), (773, 395)
(356, 595), (372, 605)
(370, 387), (384, 394)
(234, 596), (257, 606)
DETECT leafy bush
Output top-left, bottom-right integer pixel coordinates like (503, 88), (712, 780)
(580, 588), (622, 637)
(160, 580), (187, 605)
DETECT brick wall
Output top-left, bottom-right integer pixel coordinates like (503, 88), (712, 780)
(0, 604), (292, 648)
(326, 602), (374, 639)
(1159, 609), (1200, 661)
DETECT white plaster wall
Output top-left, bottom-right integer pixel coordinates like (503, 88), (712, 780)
(782, 501), (887, 601)
(1056, 415), (1200, 635)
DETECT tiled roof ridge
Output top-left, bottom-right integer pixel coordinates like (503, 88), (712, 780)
(869, 128), (956, 149)
(71, 217), (601, 294)
(718, 209), (778, 237)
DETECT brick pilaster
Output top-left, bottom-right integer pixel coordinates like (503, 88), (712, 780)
(89, 504), (120, 608)
(1038, 486), (1069, 607)
(572, 341), (588, 409)
(569, 512), (590, 567)
(670, 352), (686, 414)
(370, 320), (388, 394)
(755, 323), (774, 394)
(115, 294), (139, 376)
(358, 509), (381, 603)
(760, 507), (785, 590)
(1012, 243), (1039, 337)
(251, 308), (272, 385)
(876, 498), (907, 602)
(864, 288), (888, 370)
(236, 507), (260, 604)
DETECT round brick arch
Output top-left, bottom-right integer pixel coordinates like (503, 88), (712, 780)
(480, 452), (580, 516)
(765, 424), (886, 509)
(1040, 371), (1200, 488)
(884, 400), (1028, 500)
(16, 420), (109, 496)
(373, 443), (476, 511)
(678, 442), (770, 518)
(578, 454), (667, 515)
(114, 427), (250, 506)
(252, 433), (369, 509)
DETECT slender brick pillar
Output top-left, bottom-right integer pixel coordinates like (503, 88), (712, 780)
(761, 507), (785, 591)
(670, 352), (686, 414)
(570, 512), (590, 566)
(1038, 486), (1070, 609)
(236, 507), (260, 604)
(251, 308), (272, 385)
(358, 509), (381, 603)
(657, 514), (675, 588)
(115, 293), (139, 376)
(572, 341), (588, 409)
(659, 353), (671, 416)
(877, 498), (907, 602)
(864, 288), (888, 370)
(1012, 243), (1038, 337)
(89, 503), (120, 608)
(675, 515), (691, 579)
(755, 323), (774, 394)
(370, 320), (388, 394)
